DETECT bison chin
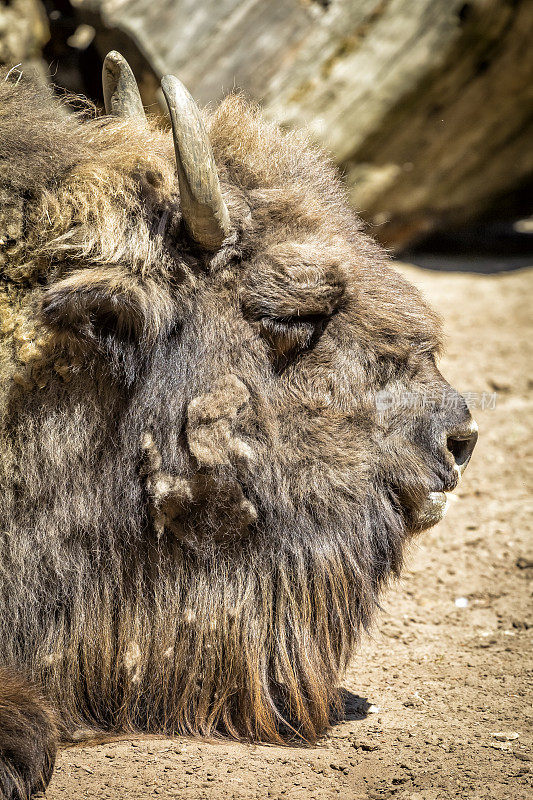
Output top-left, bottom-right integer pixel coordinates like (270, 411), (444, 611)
(408, 490), (450, 531)
(396, 483), (453, 534)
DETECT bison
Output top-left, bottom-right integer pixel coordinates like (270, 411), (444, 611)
(0, 52), (477, 798)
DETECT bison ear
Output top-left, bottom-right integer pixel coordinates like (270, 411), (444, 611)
(40, 267), (176, 344)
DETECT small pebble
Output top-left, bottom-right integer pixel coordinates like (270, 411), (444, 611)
(491, 732), (519, 742)
(455, 597), (469, 608)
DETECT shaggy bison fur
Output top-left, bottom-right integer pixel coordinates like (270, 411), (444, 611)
(0, 58), (476, 798)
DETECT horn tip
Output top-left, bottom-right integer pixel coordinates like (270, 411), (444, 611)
(161, 74), (191, 103)
(102, 51), (146, 121)
(104, 50), (125, 66)
(160, 74), (176, 97)
(102, 52), (123, 87)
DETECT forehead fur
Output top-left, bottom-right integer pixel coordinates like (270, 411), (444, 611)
(0, 68), (442, 352)
(0, 71), (358, 269)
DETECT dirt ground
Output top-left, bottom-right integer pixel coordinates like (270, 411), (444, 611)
(46, 260), (533, 800)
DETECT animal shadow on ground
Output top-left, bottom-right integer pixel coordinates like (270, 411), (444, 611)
(274, 689), (370, 740)
(340, 690), (371, 722)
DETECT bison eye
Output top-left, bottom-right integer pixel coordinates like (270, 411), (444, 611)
(258, 314), (327, 360)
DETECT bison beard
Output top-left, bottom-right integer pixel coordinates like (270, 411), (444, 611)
(0, 52), (475, 798)
(0, 343), (403, 746)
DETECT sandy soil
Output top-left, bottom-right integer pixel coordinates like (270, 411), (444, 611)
(45, 261), (533, 800)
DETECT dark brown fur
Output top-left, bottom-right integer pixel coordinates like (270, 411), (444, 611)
(0, 670), (57, 799)
(0, 69), (473, 797)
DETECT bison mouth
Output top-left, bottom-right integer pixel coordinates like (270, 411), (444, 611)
(393, 479), (459, 534)
(407, 489), (452, 532)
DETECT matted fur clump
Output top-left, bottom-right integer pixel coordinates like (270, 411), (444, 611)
(0, 60), (475, 797)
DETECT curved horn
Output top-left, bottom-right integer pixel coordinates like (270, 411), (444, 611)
(102, 51), (146, 120)
(161, 75), (230, 251)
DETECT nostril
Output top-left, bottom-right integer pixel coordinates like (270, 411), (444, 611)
(447, 437), (469, 467)
(447, 428), (478, 472)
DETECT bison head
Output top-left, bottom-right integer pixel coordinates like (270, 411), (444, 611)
(0, 53), (476, 743)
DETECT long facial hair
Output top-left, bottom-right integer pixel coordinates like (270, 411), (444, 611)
(0, 330), (405, 744)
